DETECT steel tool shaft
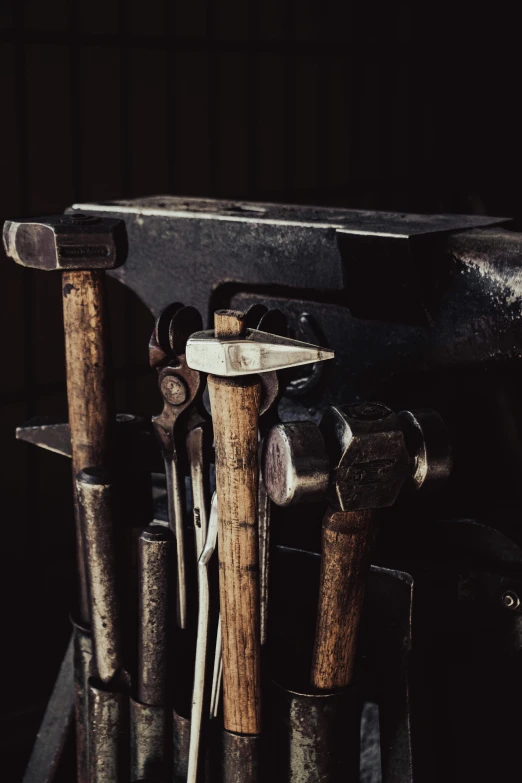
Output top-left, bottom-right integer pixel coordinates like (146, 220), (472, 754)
(76, 468), (122, 684)
(138, 526), (173, 705)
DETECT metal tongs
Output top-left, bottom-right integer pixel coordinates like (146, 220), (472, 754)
(150, 303), (208, 629)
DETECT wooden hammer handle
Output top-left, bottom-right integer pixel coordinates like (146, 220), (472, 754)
(208, 373), (262, 734)
(207, 308), (262, 735)
(63, 270), (113, 624)
(311, 508), (377, 690)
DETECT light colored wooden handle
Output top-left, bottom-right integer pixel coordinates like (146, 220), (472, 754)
(63, 270), (113, 623)
(208, 373), (262, 734)
(208, 309), (262, 735)
(311, 509), (377, 690)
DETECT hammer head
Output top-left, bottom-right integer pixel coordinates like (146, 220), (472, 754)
(3, 213), (127, 271)
(186, 328), (334, 376)
(321, 402), (410, 512)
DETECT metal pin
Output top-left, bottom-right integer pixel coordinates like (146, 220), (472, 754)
(187, 494), (219, 783)
(164, 453), (187, 629)
(76, 468), (122, 683)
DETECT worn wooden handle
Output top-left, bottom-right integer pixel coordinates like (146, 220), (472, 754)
(63, 270), (113, 623)
(207, 309), (262, 735)
(311, 508), (377, 690)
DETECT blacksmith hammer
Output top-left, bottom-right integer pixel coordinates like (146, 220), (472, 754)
(3, 213), (127, 783)
(263, 404), (451, 690)
(186, 309), (333, 781)
(3, 213), (127, 622)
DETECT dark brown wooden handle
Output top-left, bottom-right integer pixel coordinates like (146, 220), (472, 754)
(63, 270), (113, 623)
(311, 508), (377, 690)
(208, 372), (262, 734)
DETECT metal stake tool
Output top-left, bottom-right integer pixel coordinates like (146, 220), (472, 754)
(186, 311), (333, 780)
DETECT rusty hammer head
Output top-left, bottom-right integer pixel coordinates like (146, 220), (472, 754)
(263, 402), (451, 510)
(3, 213), (127, 271)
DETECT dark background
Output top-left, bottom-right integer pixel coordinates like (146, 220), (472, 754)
(0, 1), (519, 779)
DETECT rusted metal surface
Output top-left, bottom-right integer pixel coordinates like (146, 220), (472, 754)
(268, 682), (359, 783)
(2, 213), (127, 271)
(138, 526), (172, 706)
(88, 678), (128, 783)
(130, 697), (168, 782)
(22, 635), (74, 783)
(222, 731), (260, 783)
(77, 469), (122, 684)
(173, 710), (190, 783)
(73, 619), (94, 783)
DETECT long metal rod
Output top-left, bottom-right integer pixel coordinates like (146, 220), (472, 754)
(164, 451), (187, 629)
(187, 494), (219, 783)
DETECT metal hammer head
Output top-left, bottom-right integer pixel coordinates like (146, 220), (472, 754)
(3, 213), (127, 271)
(185, 328), (334, 376)
(263, 403), (451, 511)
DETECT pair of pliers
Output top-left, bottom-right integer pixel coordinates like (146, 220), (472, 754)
(149, 303), (208, 629)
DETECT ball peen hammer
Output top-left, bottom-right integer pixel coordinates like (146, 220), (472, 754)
(186, 310), (334, 738)
(3, 213), (127, 624)
(263, 403), (452, 690)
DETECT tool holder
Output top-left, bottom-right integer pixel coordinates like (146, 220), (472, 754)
(88, 677), (129, 783)
(267, 682), (359, 783)
(13, 197), (522, 783)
